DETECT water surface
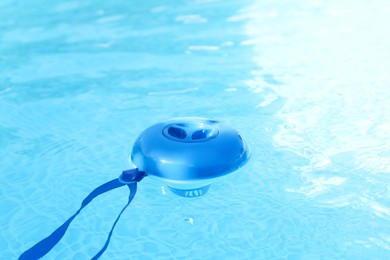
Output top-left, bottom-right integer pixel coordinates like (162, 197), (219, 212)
(1, 0), (389, 259)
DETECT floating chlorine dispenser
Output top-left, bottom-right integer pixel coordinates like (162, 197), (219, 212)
(130, 118), (249, 197)
(20, 118), (250, 260)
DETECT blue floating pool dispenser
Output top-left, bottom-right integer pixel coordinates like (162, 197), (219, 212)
(20, 118), (249, 260)
(127, 118), (250, 197)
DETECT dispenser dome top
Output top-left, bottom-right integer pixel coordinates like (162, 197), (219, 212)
(131, 118), (250, 182)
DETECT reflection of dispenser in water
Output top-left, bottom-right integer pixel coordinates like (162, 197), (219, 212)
(131, 117), (250, 197)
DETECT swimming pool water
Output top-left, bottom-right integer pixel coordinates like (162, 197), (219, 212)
(1, 0), (389, 259)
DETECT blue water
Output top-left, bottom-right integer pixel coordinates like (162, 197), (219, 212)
(1, 0), (390, 259)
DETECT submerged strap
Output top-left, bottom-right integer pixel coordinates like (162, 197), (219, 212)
(19, 169), (144, 260)
(91, 182), (136, 260)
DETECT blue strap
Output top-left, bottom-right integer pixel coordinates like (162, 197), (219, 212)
(91, 182), (137, 260)
(19, 169), (144, 260)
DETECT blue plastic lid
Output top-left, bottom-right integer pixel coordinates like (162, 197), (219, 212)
(131, 118), (249, 183)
